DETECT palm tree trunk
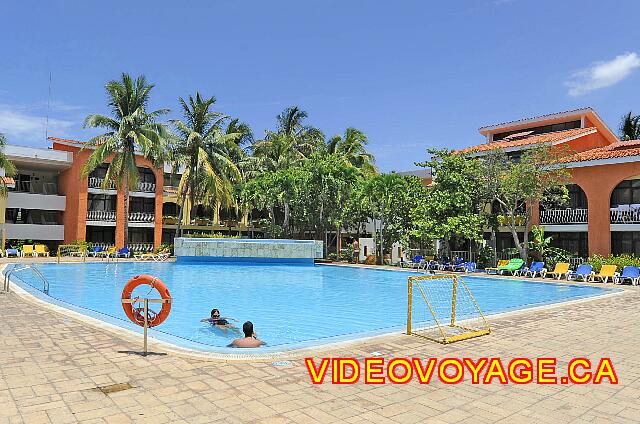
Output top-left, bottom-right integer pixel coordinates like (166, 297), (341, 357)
(283, 200), (290, 236)
(175, 190), (188, 239)
(123, 173), (129, 248)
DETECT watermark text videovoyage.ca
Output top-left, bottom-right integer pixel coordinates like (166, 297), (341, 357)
(305, 357), (618, 385)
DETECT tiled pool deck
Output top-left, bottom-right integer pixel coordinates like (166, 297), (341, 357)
(1, 259), (639, 423)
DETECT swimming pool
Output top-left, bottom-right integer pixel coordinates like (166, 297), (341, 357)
(6, 263), (615, 353)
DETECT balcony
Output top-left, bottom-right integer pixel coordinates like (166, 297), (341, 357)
(540, 209), (588, 225)
(610, 205), (640, 224)
(5, 223), (64, 240)
(87, 210), (116, 221)
(129, 212), (155, 223)
(136, 182), (156, 193)
(88, 176), (116, 190)
(14, 180), (59, 195)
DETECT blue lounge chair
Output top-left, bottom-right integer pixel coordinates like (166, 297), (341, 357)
(116, 247), (130, 258)
(615, 266), (640, 286)
(522, 262), (545, 278)
(442, 257), (464, 271)
(87, 246), (104, 257)
(453, 261), (476, 273)
(5, 248), (19, 257)
(566, 264), (593, 281)
(406, 255), (423, 269)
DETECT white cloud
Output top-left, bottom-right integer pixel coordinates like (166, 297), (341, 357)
(567, 52), (640, 96)
(0, 105), (74, 142)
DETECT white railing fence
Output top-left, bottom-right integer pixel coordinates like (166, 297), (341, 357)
(86, 210), (116, 221)
(540, 208), (588, 224)
(610, 205), (640, 223)
(129, 212), (155, 223)
(128, 243), (154, 252)
(88, 177), (117, 190)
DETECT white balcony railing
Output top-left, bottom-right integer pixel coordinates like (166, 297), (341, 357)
(87, 210), (116, 221)
(129, 212), (155, 223)
(610, 205), (640, 223)
(128, 243), (154, 252)
(540, 208), (588, 224)
(136, 182), (156, 193)
(88, 176), (116, 190)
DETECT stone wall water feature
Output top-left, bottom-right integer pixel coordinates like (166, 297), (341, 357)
(174, 238), (323, 265)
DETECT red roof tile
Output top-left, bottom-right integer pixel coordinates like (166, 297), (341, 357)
(48, 136), (88, 145)
(563, 140), (640, 163)
(457, 127), (596, 154)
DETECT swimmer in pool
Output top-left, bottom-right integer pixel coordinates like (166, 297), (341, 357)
(201, 309), (240, 335)
(231, 321), (265, 348)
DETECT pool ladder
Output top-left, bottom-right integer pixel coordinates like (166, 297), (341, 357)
(2, 264), (50, 295)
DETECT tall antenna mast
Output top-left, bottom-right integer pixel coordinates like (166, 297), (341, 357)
(45, 71), (51, 141)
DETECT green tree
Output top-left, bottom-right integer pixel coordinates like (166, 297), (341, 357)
(480, 147), (570, 261)
(412, 149), (485, 255)
(359, 173), (410, 264)
(249, 106), (324, 232)
(0, 133), (17, 197)
(620, 111), (640, 141)
(326, 128), (376, 174)
(81, 73), (168, 247)
(169, 93), (241, 237)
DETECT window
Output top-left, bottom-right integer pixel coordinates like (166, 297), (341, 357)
(610, 179), (640, 207)
(546, 232), (588, 257)
(138, 167), (156, 184)
(163, 202), (179, 216)
(129, 228), (154, 243)
(164, 173), (180, 187)
(493, 120), (581, 141)
(130, 197), (155, 213)
(611, 232), (640, 256)
(567, 184), (588, 209)
(86, 226), (115, 243)
(90, 164), (109, 179)
(88, 194), (116, 211)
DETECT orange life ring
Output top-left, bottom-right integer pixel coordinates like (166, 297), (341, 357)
(121, 275), (172, 327)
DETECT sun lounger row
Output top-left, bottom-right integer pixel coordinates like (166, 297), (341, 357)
(2, 244), (50, 257)
(486, 258), (639, 285)
(400, 256), (477, 273)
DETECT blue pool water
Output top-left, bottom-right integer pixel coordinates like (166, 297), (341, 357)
(7, 263), (613, 352)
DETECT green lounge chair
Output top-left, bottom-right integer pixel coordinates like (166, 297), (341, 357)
(497, 258), (525, 275)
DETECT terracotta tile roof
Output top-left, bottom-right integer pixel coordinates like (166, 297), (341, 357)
(562, 140), (640, 163)
(457, 127), (596, 154)
(48, 136), (88, 145)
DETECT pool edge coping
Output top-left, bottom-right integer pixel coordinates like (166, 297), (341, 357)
(1, 263), (628, 362)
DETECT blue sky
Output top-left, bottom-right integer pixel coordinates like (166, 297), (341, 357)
(1, 0), (640, 172)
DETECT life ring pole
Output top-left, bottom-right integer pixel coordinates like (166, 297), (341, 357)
(121, 297), (171, 355)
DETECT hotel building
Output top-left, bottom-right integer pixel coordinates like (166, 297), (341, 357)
(1, 107), (639, 258)
(454, 107), (640, 258)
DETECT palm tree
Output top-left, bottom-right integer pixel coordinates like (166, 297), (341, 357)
(248, 106), (324, 233)
(620, 112), (640, 141)
(170, 93), (241, 237)
(0, 132), (16, 197)
(327, 127), (376, 174)
(81, 73), (168, 247)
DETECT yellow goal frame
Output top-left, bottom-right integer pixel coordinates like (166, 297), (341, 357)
(407, 274), (491, 344)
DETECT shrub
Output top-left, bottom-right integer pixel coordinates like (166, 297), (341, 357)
(542, 247), (573, 271)
(183, 233), (240, 239)
(586, 254), (640, 273)
(477, 245), (495, 269)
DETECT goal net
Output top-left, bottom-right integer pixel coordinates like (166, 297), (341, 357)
(407, 274), (490, 344)
(57, 244), (87, 263)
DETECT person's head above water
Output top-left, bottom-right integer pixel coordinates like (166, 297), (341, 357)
(242, 321), (254, 337)
(211, 309), (220, 319)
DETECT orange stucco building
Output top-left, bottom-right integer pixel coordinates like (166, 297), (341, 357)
(50, 138), (164, 250)
(458, 107), (640, 258)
